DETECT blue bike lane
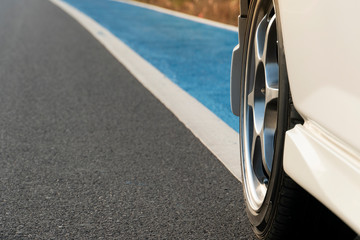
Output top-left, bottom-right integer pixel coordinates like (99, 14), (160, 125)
(62, 0), (239, 131)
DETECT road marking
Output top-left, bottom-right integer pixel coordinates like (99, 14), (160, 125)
(111, 0), (238, 32)
(50, 0), (242, 182)
(60, 0), (239, 132)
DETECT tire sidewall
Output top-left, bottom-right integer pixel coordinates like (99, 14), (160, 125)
(240, 0), (290, 237)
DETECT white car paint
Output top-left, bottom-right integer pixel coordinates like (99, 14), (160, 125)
(284, 122), (360, 234)
(277, 0), (360, 234)
(278, 0), (360, 152)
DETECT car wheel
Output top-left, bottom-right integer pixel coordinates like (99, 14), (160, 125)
(239, 0), (307, 239)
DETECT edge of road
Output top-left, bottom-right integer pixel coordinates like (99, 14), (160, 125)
(111, 0), (238, 32)
(49, 0), (242, 182)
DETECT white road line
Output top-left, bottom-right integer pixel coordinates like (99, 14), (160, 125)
(111, 0), (238, 32)
(50, 0), (242, 182)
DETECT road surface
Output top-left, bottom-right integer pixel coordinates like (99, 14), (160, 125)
(0, 0), (255, 239)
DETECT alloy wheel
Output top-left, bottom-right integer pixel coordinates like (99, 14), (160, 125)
(241, 2), (279, 211)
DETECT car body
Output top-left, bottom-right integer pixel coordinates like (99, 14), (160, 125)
(231, 0), (360, 237)
(278, 0), (360, 234)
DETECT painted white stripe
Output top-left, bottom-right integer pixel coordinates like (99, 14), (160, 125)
(50, 0), (242, 182)
(111, 0), (238, 32)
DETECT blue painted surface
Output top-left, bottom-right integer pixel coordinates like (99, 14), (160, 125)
(63, 0), (239, 131)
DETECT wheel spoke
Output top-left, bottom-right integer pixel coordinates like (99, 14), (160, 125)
(261, 102), (278, 177)
(250, 123), (259, 163)
(263, 14), (279, 106)
(260, 126), (275, 177)
(247, 89), (255, 108)
(262, 15), (276, 64)
(254, 16), (267, 63)
(265, 83), (278, 105)
(260, 131), (270, 177)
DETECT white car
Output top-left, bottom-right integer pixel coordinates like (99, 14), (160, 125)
(230, 0), (360, 239)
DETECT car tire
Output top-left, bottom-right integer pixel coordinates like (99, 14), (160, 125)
(239, 0), (308, 239)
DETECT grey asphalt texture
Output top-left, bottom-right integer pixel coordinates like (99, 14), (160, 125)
(0, 0), (256, 239)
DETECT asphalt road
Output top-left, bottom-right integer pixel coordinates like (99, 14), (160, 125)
(0, 0), (255, 239)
